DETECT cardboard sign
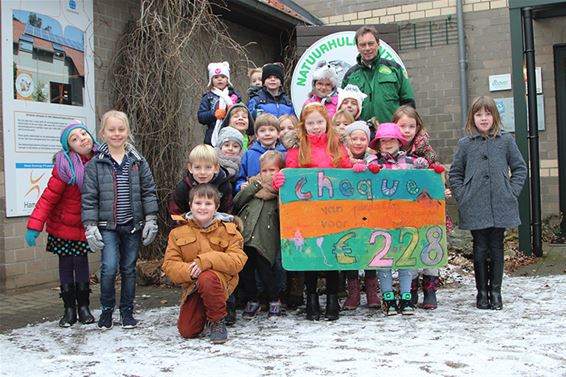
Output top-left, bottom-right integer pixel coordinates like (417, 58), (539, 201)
(279, 168), (447, 271)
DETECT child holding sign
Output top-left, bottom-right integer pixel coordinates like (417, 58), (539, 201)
(368, 123), (429, 315)
(273, 102), (351, 321)
(449, 96), (526, 310)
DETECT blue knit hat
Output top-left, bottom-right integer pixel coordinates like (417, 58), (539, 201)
(58, 121), (97, 185)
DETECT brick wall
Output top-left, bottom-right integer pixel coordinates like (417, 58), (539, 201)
(295, 0), (562, 219)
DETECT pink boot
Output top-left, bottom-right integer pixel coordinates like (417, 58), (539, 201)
(365, 276), (381, 308)
(342, 278), (360, 310)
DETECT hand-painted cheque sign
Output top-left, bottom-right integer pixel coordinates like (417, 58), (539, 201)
(279, 168), (447, 271)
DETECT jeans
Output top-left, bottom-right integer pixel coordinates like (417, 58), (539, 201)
(100, 222), (141, 312)
(378, 269), (415, 294)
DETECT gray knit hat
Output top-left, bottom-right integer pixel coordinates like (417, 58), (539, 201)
(346, 121), (371, 140)
(216, 127), (244, 150)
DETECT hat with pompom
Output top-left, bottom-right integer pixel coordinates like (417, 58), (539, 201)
(208, 61), (232, 87)
(312, 60), (338, 89)
(337, 84), (367, 119)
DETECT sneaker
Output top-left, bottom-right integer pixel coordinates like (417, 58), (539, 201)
(120, 308), (139, 329)
(98, 309), (114, 330)
(399, 293), (415, 315)
(209, 319), (228, 344)
(242, 301), (260, 319)
(268, 301), (282, 318)
(382, 292), (398, 316)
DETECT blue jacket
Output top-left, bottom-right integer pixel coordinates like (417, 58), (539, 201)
(235, 142), (287, 192)
(248, 88), (294, 119)
(197, 88), (241, 145)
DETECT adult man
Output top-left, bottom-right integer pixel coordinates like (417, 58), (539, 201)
(342, 26), (415, 123)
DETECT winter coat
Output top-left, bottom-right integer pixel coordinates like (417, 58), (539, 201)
(405, 130), (441, 166)
(449, 132), (527, 230)
(376, 150), (428, 170)
(235, 141), (287, 192)
(248, 87), (295, 119)
(285, 133), (352, 169)
(82, 143), (158, 231)
(342, 55), (415, 124)
(197, 88), (242, 145)
(162, 214), (247, 303)
(27, 166), (87, 242)
(233, 175), (280, 265)
(303, 92), (338, 119)
(169, 167), (233, 216)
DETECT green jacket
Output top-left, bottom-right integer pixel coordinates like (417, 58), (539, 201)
(342, 55), (415, 123)
(233, 178), (280, 265)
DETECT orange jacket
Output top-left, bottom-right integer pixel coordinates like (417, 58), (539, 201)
(162, 215), (247, 304)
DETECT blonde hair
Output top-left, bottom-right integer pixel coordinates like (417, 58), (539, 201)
(188, 144), (218, 165)
(392, 105), (425, 150)
(260, 150), (285, 169)
(297, 103), (343, 167)
(100, 110), (134, 144)
(248, 67), (262, 80)
(278, 114), (298, 128)
(465, 96), (502, 137)
(254, 113), (280, 134)
(332, 110), (355, 128)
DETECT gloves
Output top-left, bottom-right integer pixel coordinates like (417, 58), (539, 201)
(25, 229), (40, 247)
(431, 164), (446, 174)
(214, 108), (226, 120)
(142, 215), (159, 246)
(352, 163), (367, 172)
(85, 225), (104, 252)
(272, 172), (286, 191)
(368, 163), (381, 174)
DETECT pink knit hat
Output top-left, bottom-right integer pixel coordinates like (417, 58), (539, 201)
(369, 122), (407, 149)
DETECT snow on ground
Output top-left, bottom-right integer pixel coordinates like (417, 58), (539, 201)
(1, 274), (565, 377)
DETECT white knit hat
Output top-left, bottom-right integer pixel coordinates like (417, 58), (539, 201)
(208, 61), (232, 87)
(345, 121), (371, 140)
(338, 84), (368, 119)
(312, 60), (338, 89)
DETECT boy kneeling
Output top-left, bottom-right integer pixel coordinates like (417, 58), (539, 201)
(163, 184), (247, 343)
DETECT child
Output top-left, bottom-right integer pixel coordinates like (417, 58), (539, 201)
(392, 105), (450, 309)
(449, 96), (527, 310)
(162, 184), (247, 343)
(198, 62), (242, 145)
(82, 110), (159, 329)
(337, 84), (367, 121)
(332, 109), (355, 140)
(169, 144), (234, 216)
(215, 127), (244, 183)
(367, 122), (429, 316)
(278, 114), (298, 140)
(273, 102), (352, 321)
(219, 103), (255, 151)
(248, 63), (295, 119)
(235, 113), (286, 192)
(233, 150), (285, 318)
(303, 60), (339, 119)
(341, 121), (381, 310)
(25, 121), (98, 327)
(247, 67), (263, 101)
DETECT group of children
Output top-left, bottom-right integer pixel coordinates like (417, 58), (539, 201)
(24, 57), (526, 345)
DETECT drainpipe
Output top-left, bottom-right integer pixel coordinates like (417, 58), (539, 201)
(457, 0), (468, 128)
(522, 7), (543, 257)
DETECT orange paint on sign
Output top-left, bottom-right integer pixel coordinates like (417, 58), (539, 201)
(280, 199), (445, 239)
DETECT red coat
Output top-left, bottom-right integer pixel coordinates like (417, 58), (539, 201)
(286, 133), (352, 168)
(27, 167), (86, 242)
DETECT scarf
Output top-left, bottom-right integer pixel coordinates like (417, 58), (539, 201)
(210, 88), (234, 146)
(249, 174), (278, 200)
(216, 148), (242, 181)
(55, 144), (97, 192)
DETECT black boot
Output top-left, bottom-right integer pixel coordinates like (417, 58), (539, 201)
(76, 282), (95, 324)
(472, 230), (490, 310)
(489, 234), (505, 310)
(410, 277), (419, 307)
(59, 284), (77, 327)
(422, 275), (440, 310)
(305, 293), (320, 321)
(325, 294), (340, 321)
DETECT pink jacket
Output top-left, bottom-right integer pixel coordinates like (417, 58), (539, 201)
(303, 93), (338, 119)
(286, 133), (352, 169)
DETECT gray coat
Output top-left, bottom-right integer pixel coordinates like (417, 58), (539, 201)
(82, 143), (158, 231)
(449, 132), (527, 230)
